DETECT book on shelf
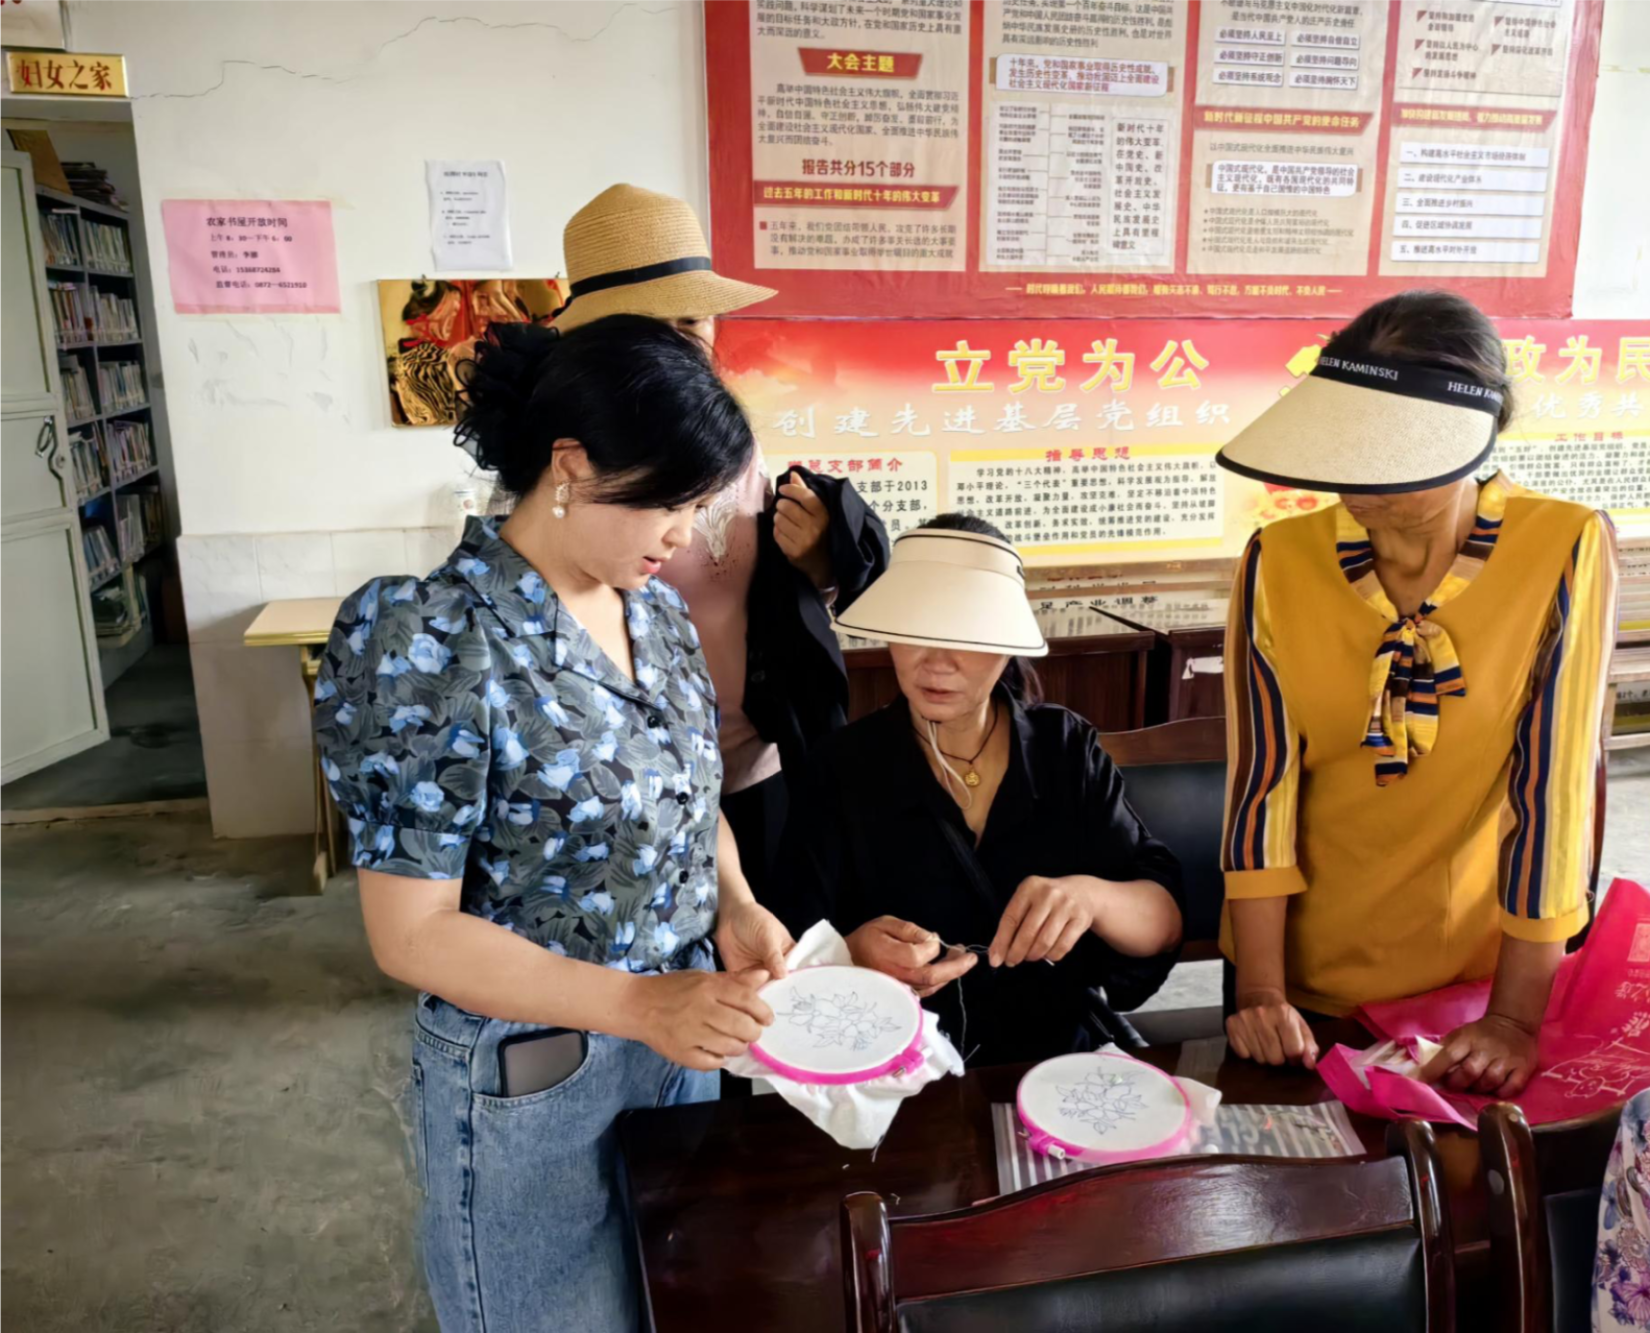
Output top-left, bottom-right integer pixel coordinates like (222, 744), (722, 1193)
(115, 493), (147, 560)
(59, 358), (95, 421)
(97, 360), (146, 413)
(68, 423), (107, 502)
(93, 289), (139, 342)
(61, 161), (126, 211)
(138, 490), (165, 544)
(81, 219), (131, 272)
(82, 525), (119, 583)
(48, 280), (94, 344)
(93, 568), (146, 640)
(41, 209), (82, 267)
(106, 417), (155, 481)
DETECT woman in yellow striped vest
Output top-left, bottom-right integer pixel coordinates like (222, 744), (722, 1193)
(1215, 291), (1618, 1099)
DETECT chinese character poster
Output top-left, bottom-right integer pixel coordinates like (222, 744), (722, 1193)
(706, 0), (1605, 318)
(719, 318), (1650, 565)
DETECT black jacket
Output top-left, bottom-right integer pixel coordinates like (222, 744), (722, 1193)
(769, 694), (1184, 1069)
(743, 467), (889, 800)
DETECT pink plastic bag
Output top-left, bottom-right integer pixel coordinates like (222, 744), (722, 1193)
(1318, 879), (1650, 1127)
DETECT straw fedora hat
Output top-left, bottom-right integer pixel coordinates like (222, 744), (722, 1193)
(1217, 351), (1502, 494)
(551, 184), (776, 332)
(833, 529), (1049, 657)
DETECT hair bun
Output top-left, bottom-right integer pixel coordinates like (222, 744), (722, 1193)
(453, 323), (562, 470)
(447, 313), (753, 507)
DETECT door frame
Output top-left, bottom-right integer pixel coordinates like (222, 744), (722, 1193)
(1, 146), (109, 782)
(1, 148), (67, 423)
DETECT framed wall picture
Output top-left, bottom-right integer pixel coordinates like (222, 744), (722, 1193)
(378, 278), (566, 427)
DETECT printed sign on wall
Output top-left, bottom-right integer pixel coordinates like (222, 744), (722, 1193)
(718, 317), (1650, 566)
(160, 200), (340, 315)
(705, 0), (1605, 319)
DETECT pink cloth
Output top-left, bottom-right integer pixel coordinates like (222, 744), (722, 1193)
(1318, 879), (1650, 1127)
(659, 454), (781, 795)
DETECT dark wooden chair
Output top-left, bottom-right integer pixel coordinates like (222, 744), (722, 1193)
(1479, 1101), (1620, 1333)
(1099, 713), (1227, 767)
(842, 1120), (1456, 1333)
(1097, 717), (1227, 1045)
(1099, 715), (1226, 955)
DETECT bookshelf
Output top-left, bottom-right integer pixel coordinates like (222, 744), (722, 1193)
(36, 183), (167, 684)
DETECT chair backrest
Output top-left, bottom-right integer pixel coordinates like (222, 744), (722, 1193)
(1479, 1101), (1620, 1333)
(842, 1120), (1455, 1333)
(1099, 717), (1227, 948)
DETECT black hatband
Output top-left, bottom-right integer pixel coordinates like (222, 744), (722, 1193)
(562, 255), (713, 306)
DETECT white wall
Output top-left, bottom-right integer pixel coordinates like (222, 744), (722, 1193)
(1573, 0), (1650, 318)
(56, 0), (1647, 838)
(70, 0), (709, 537)
(62, 0), (709, 835)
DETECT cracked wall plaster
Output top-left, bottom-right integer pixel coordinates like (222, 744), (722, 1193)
(62, 1), (708, 537)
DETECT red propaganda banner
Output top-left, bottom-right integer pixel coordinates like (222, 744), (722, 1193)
(718, 317), (1650, 566)
(705, 0), (1605, 319)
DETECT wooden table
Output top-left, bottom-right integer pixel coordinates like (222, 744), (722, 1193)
(1608, 631), (1650, 751)
(841, 605), (1154, 730)
(619, 1022), (1500, 1333)
(244, 596), (343, 891)
(1098, 598), (1230, 724)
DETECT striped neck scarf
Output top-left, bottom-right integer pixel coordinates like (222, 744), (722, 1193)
(1335, 473), (1513, 786)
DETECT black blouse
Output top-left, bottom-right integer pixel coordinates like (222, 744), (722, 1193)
(767, 695), (1183, 1069)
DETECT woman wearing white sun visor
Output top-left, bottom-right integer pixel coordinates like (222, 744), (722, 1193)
(767, 513), (1185, 1069)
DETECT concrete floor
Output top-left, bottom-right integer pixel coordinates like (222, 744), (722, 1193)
(1, 751), (1645, 1331)
(1, 815), (434, 1332)
(2, 644), (207, 812)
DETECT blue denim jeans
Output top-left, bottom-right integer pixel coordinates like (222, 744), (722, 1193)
(409, 985), (718, 1332)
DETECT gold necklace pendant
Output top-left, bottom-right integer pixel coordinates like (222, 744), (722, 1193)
(963, 769), (982, 788)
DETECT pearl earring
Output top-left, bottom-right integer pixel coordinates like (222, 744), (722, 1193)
(552, 483), (569, 520)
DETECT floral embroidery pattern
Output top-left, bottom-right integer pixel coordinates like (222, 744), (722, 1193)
(1056, 1070), (1148, 1136)
(693, 482), (743, 565)
(1597, 1089), (1650, 1330)
(778, 990), (902, 1053)
(314, 517), (723, 973)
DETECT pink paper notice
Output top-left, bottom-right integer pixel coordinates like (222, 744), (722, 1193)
(161, 200), (340, 314)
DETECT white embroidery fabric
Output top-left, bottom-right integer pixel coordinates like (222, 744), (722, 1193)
(724, 920), (964, 1149)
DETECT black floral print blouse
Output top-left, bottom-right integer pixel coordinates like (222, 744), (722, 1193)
(314, 517), (723, 972)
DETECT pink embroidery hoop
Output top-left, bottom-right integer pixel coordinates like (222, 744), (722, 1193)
(1016, 1051), (1194, 1165)
(749, 965), (925, 1086)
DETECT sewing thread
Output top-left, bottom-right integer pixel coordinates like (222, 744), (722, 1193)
(934, 939), (1055, 1066)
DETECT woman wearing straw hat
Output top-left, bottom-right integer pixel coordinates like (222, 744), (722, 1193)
(1215, 291), (1618, 1098)
(772, 514), (1185, 1068)
(552, 184), (885, 898)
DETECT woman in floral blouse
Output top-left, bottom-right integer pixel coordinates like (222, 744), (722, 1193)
(315, 314), (794, 1332)
(1598, 1089), (1650, 1331)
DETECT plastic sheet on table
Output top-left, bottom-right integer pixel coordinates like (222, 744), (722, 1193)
(991, 1099), (1364, 1197)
